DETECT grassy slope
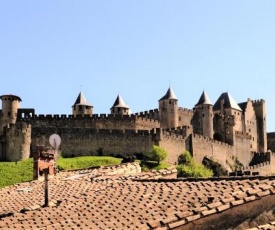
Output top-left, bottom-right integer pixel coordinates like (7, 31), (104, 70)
(0, 158), (33, 188)
(57, 156), (122, 170)
(0, 157), (172, 188)
(0, 156), (122, 188)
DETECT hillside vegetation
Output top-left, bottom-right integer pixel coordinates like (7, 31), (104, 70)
(0, 156), (122, 188)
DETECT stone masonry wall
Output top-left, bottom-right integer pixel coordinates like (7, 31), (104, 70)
(158, 130), (186, 165)
(4, 122), (31, 161)
(178, 108), (194, 127)
(191, 134), (234, 170)
(267, 132), (275, 152)
(234, 131), (252, 166)
(31, 127), (160, 158)
(19, 114), (160, 131)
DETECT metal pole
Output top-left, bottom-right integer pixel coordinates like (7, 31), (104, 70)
(44, 168), (49, 207)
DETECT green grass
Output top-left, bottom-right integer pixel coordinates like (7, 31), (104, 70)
(0, 156), (122, 188)
(0, 158), (33, 188)
(57, 156), (122, 170)
(140, 160), (172, 172)
(0, 157), (173, 188)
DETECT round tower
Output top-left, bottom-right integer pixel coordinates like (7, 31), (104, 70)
(110, 95), (130, 115)
(72, 92), (93, 117)
(158, 87), (178, 129)
(0, 94), (21, 134)
(194, 91), (213, 138)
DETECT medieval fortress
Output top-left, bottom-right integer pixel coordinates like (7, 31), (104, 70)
(0, 88), (274, 174)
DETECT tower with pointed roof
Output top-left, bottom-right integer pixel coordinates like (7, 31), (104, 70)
(110, 95), (130, 115)
(72, 92), (93, 117)
(0, 94), (22, 135)
(159, 87), (178, 129)
(213, 92), (243, 145)
(192, 91), (214, 138)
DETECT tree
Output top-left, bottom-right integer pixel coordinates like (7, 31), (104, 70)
(146, 145), (168, 165)
(177, 151), (213, 178)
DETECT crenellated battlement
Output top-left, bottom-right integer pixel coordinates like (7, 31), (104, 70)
(242, 160), (271, 171)
(3, 122), (32, 161)
(4, 122), (31, 132)
(178, 107), (194, 114)
(252, 99), (265, 106)
(18, 112), (161, 124)
(134, 109), (159, 117)
(193, 134), (233, 148)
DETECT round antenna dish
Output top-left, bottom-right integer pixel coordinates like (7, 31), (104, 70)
(49, 134), (61, 149)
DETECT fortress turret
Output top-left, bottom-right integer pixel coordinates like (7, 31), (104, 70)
(0, 94), (21, 135)
(72, 92), (93, 117)
(193, 91), (214, 138)
(213, 92), (243, 145)
(110, 95), (130, 115)
(252, 99), (267, 152)
(159, 87), (178, 129)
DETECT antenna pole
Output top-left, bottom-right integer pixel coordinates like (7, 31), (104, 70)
(44, 168), (49, 207)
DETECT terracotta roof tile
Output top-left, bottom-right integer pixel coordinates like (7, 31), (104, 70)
(2, 164), (275, 229)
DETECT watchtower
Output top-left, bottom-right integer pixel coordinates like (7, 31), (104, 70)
(0, 94), (21, 135)
(193, 91), (213, 138)
(110, 95), (130, 115)
(252, 99), (267, 152)
(72, 92), (93, 117)
(158, 87), (178, 129)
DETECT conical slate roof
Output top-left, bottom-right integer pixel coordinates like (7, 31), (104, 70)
(159, 87), (178, 101)
(196, 91), (212, 106)
(111, 95), (129, 109)
(213, 92), (242, 111)
(72, 92), (92, 107)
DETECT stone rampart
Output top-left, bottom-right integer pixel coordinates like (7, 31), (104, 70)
(178, 107), (194, 127)
(191, 134), (234, 170)
(31, 127), (163, 158)
(241, 161), (274, 176)
(252, 99), (265, 106)
(134, 109), (159, 119)
(4, 122), (31, 161)
(19, 113), (160, 131)
(234, 131), (251, 166)
(158, 127), (190, 164)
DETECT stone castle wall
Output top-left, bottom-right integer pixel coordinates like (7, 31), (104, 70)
(30, 124), (188, 165)
(178, 108), (194, 127)
(267, 132), (275, 152)
(234, 131), (252, 166)
(158, 129), (187, 165)
(3, 122), (31, 161)
(191, 134), (234, 170)
(19, 113), (160, 131)
(31, 126), (163, 158)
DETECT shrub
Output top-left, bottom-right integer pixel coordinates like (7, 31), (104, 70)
(146, 145), (168, 165)
(177, 151), (213, 178)
(202, 157), (228, 176)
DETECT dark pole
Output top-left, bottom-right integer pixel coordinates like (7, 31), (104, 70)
(44, 168), (49, 207)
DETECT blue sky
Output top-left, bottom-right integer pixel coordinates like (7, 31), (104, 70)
(1, 1), (275, 131)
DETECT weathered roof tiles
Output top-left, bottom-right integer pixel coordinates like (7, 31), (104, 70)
(1, 164), (275, 229)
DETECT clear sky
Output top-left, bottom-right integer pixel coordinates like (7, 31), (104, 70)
(0, 1), (275, 131)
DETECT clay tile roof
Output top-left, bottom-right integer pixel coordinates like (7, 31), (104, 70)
(72, 91), (92, 107)
(196, 91), (212, 106)
(1, 166), (275, 230)
(213, 92), (242, 111)
(111, 95), (129, 109)
(159, 87), (178, 101)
